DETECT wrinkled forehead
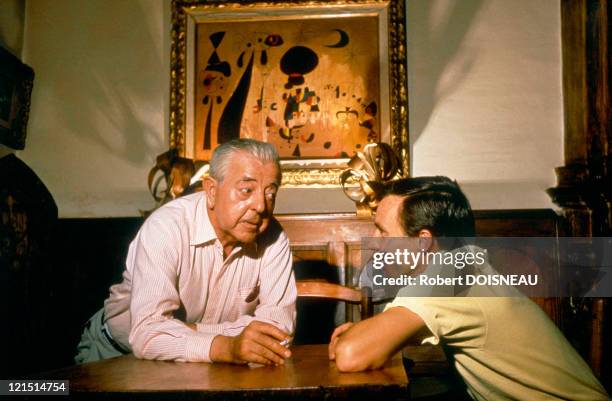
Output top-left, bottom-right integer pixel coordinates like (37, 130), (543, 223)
(223, 151), (280, 184)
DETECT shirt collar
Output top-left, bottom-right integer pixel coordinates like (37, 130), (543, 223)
(190, 193), (217, 246)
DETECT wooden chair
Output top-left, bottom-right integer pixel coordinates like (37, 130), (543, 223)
(296, 280), (465, 399)
(296, 280), (373, 320)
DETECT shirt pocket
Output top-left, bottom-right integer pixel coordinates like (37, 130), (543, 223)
(237, 285), (259, 315)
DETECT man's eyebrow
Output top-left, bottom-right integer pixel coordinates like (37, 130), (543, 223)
(238, 178), (279, 188)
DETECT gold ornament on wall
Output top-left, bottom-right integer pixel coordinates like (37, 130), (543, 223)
(340, 142), (400, 216)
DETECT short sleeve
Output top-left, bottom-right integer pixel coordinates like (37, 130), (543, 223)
(384, 297), (487, 348)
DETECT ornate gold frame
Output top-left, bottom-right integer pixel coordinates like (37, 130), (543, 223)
(170, 0), (408, 187)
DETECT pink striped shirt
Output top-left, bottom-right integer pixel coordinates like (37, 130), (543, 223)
(103, 192), (296, 362)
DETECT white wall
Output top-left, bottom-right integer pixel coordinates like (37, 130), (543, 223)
(407, 0), (563, 209)
(0, 0), (24, 56)
(12, 0), (562, 217)
(18, 0), (170, 217)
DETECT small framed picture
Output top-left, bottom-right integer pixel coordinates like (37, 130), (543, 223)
(0, 47), (34, 150)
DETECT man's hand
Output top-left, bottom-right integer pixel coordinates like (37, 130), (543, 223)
(328, 322), (354, 360)
(211, 321), (292, 365)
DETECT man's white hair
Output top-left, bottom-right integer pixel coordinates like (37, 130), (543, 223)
(209, 139), (281, 182)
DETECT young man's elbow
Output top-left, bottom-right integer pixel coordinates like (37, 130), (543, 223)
(334, 341), (369, 372)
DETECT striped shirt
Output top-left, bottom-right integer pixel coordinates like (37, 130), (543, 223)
(103, 192), (297, 362)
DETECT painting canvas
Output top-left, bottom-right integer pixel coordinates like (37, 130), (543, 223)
(171, 0), (408, 186)
(193, 16), (381, 160)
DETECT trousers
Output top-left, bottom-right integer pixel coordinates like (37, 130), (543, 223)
(74, 308), (129, 364)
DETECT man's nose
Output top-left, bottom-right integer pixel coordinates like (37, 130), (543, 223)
(252, 190), (266, 214)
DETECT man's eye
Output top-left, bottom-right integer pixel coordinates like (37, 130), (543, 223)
(240, 188), (253, 194)
(265, 191), (276, 200)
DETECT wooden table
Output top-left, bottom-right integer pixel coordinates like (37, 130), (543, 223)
(37, 344), (409, 400)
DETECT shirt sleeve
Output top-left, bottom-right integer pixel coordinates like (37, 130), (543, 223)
(195, 228), (297, 337)
(128, 212), (217, 362)
(384, 296), (486, 348)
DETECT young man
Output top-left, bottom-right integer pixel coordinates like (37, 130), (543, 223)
(329, 177), (608, 401)
(76, 139), (296, 366)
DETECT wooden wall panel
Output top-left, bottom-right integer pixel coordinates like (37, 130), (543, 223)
(550, 0), (610, 387)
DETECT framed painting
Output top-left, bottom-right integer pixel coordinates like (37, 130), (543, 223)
(171, 0), (408, 186)
(0, 47), (34, 150)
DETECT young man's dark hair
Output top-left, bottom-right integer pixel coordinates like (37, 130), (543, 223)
(383, 176), (475, 247)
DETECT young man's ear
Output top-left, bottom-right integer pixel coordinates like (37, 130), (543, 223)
(418, 229), (434, 251)
(202, 176), (217, 209)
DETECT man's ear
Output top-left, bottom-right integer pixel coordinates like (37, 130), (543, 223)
(202, 176), (217, 208)
(418, 229), (434, 251)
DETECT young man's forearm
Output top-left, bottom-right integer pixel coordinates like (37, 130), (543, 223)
(333, 306), (427, 372)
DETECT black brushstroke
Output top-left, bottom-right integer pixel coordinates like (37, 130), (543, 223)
(280, 46), (319, 89)
(210, 32), (225, 48)
(205, 32), (231, 77)
(204, 103), (213, 150)
(365, 101), (378, 116)
(325, 29), (350, 48)
(218, 53), (255, 144)
(238, 51), (246, 68)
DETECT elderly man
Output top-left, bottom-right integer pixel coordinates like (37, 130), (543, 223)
(329, 177), (608, 401)
(76, 139), (296, 366)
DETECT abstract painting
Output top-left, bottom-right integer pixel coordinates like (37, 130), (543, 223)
(194, 17), (380, 160)
(171, 0), (409, 185)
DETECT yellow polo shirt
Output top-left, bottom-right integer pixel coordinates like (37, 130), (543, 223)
(386, 296), (609, 400)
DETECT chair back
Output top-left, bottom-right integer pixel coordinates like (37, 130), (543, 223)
(296, 280), (373, 320)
